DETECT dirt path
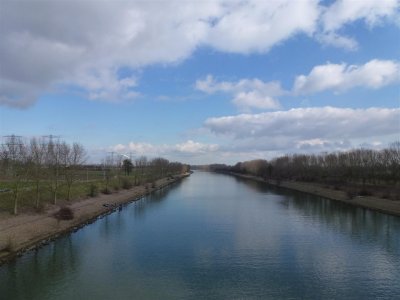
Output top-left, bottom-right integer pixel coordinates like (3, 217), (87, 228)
(0, 174), (189, 264)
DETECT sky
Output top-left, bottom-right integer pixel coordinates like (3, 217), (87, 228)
(0, 0), (399, 164)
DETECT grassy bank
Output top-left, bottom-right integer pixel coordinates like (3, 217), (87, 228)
(0, 173), (190, 265)
(229, 172), (400, 217)
(0, 171), (177, 214)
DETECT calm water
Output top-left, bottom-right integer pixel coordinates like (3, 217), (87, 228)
(1, 171), (400, 299)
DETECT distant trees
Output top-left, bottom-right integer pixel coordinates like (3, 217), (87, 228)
(63, 143), (87, 201)
(123, 159), (133, 176)
(29, 138), (46, 208)
(0, 137), (87, 214)
(135, 156), (147, 184)
(102, 156), (114, 193)
(0, 136), (31, 215)
(212, 142), (400, 187)
(46, 139), (62, 205)
(232, 159), (269, 177)
(151, 157), (170, 180)
(0, 135), (189, 215)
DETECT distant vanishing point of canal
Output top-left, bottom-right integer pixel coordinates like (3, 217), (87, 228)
(1, 171), (400, 299)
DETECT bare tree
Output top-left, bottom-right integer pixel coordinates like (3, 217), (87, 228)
(46, 140), (62, 205)
(64, 143), (87, 200)
(135, 156), (147, 184)
(102, 155), (114, 193)
(29, 137), (46, 208)
(1, 136), (31, 214)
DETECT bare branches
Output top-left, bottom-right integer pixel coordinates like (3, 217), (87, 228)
(219, 142), (400, 186)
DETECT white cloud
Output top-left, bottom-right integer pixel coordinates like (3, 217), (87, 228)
(69, 68), (139, 102)
(197, 59), (399, 106)
(232, 91), (280, 111)
(206, 0), (319, 53)
(294, 59), (400, 94)
(0, 0), (321, 108)
(204, 107), (400, 141)
(111, 140), (219, 157)
(107, 106), (399, 164)
(196, 75), (283, 110)
(316, 32), (358, 51)
(113, 142), (157, 155)
(319, 0), (400, 50)
(175, 140), (219, 154)
(1, 0), (399, 107)
(322, 0), (400, 32)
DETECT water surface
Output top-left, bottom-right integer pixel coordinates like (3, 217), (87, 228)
(1, 171), (400, 299)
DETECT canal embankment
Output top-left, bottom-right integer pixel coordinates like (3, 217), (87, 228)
(0, 173), (190, 265)
(229, 172), (400, 217)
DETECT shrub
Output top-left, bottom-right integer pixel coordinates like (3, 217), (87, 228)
(54, 206), (74, 220)
(101, 188), (112, 195)
(122, 178), (133, 190)
(88, 184), (99, 197)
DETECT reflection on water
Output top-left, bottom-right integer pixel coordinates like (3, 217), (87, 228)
(1, 236), (80, 300)
(132, 179), (184, 219)
(235, 175), (400, 256)
(1, 172), (399, 300)
(285, 193), (400, 252)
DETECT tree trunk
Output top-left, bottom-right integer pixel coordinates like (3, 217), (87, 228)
(53, 178), (58, 204)
(13, 191), (18, 215)
(67, 184), (71, 201)
(53, 186), (57, 205)
(36, 182), (40, 209)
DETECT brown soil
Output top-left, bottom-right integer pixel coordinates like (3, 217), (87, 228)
(0, 174), (189, 264)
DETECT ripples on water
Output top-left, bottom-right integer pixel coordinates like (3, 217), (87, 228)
(1, 171), (399, 299)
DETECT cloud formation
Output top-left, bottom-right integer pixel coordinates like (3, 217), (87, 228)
(319, 0), (400, 49)
(322, 0), (399, 32)
(107, 107), (399, 164)
(1, 0), (399, 107)
(69, 68), (139, 102)
(196, 59), (399, 108)
(196, 75), (283, 110)
(111, 140), (219, 157)
(205, 107), (400, 141)
(206, 0), (319, 53)
(294, 59), (400, 94)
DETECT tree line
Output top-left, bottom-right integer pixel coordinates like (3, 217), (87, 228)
(0, 136), (189, 214)
(204, 142), (400, 194)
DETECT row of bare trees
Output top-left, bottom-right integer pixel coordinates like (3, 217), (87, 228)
(0, 136), (86, 214)
(0, 136), (190, 215)
(101, 155), (189, 192)
(210, 142), (400, 186)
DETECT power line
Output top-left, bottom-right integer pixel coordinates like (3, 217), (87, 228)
(42, 135), (61, 143)
(2, 135), (24, 147)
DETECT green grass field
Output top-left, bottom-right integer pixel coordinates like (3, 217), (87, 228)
(0, 169), (166, 214)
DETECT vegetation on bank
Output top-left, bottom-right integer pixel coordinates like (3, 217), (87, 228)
(0, 136), (189, 215)
(198, 142), (400, 200)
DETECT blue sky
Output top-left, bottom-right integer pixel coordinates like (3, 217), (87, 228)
(1, 0), (399, 164)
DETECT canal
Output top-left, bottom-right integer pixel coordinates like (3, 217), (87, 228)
(1, 171), (399, 299)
